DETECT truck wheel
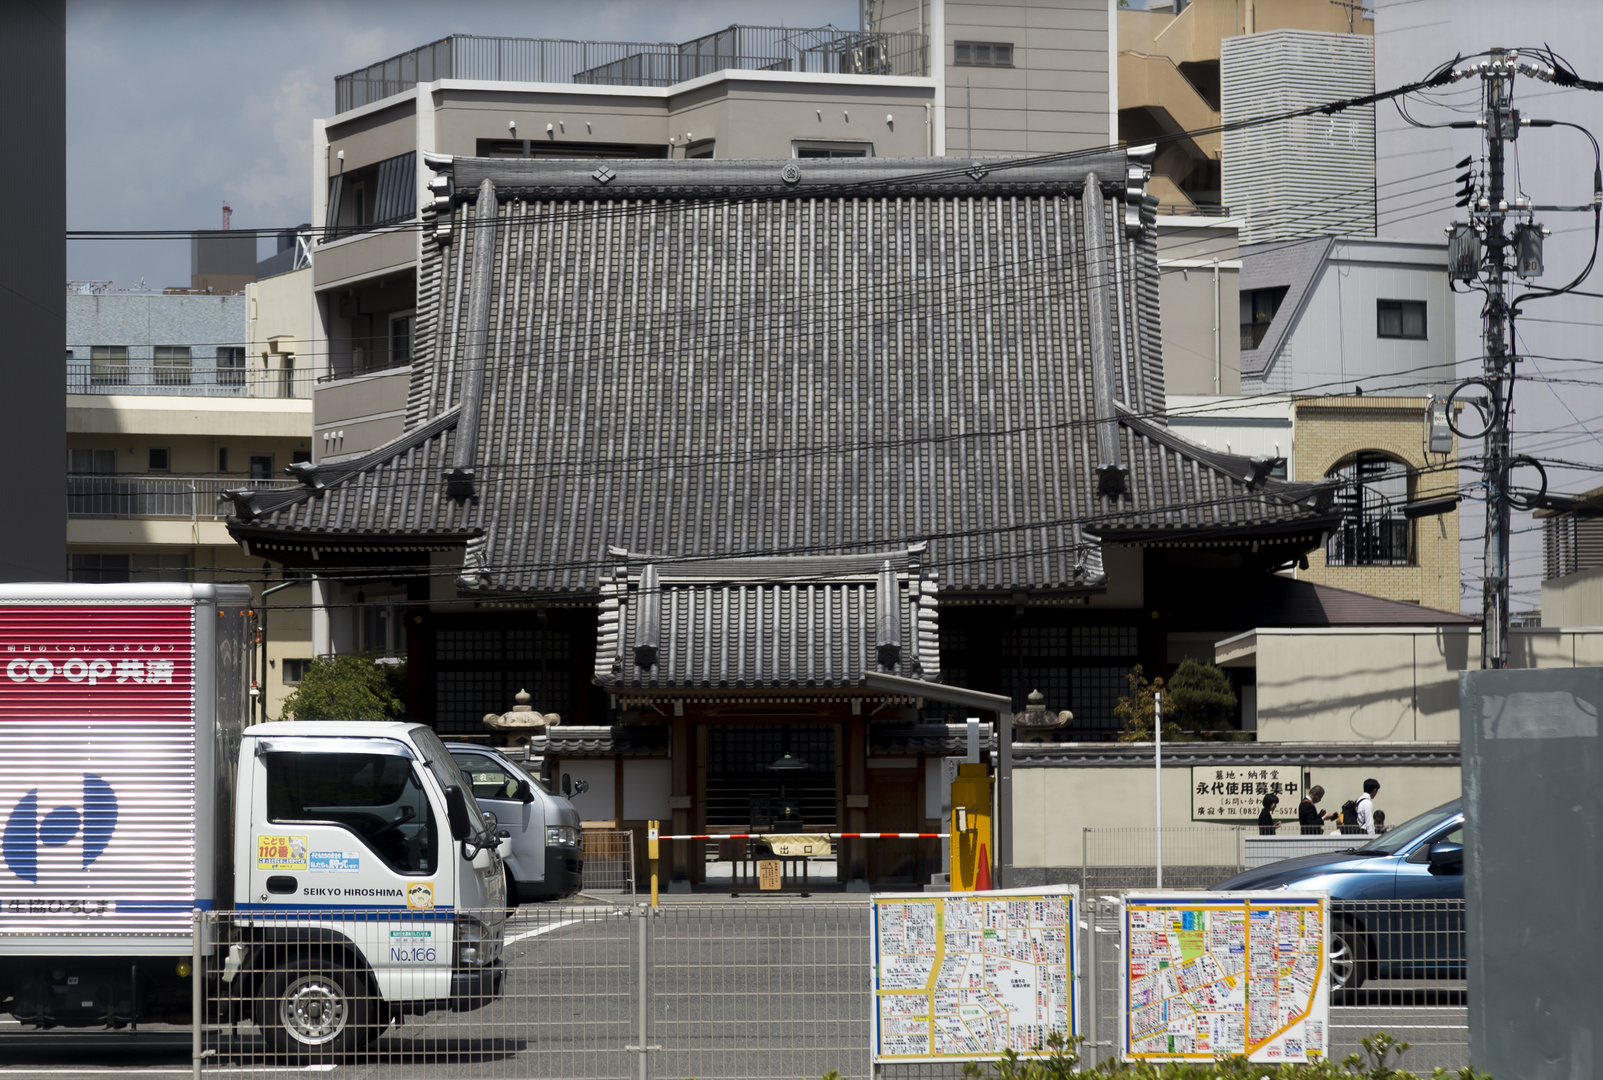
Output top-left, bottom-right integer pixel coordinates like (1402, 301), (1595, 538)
(261, 958), (378, 1061)
(503, 871), (521, 910)
(1329, 923), (1368, 991)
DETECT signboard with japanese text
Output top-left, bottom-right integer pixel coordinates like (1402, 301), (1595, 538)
(1190, 765), (1303, 823)
(0, 605), (199, 937)
(1121, 891), (1328, 1063)
(871, 885), (1077, 1063)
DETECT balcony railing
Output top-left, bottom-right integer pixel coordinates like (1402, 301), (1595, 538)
(68, 363), (321, 399)
(1326, 518), (1413, 567)
(334, 27), (928, 111)
(67, 476), (298, 520)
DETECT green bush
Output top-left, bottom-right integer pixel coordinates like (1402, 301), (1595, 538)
(279, 654), (406, 721)
(945, 1031), (1489, 1080)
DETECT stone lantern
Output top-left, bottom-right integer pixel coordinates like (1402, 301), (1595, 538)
(1011, 689), (1072, 744)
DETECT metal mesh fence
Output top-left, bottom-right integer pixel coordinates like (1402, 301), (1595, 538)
(1080, 826), (1247, 890)
(188, 896), (1466, 1079)
(582, 830), (637, 894)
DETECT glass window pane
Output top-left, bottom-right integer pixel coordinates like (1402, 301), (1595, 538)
(265, 752), (438, 875)
(1402, 302), (1426, 338)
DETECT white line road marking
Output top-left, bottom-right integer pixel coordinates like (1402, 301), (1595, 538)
(505, 918), (583, 945)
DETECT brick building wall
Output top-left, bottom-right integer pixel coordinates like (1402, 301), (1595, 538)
(1294, 396), (1461, 612)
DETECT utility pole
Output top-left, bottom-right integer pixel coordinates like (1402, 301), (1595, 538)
(1479, 50), (1515, 671)
(1442, 48), (1596, 668)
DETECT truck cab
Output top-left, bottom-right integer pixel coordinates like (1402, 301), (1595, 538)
(235, 722), (507, 1055)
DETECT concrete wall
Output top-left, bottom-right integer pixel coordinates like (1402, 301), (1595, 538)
(313, 370), (409, 461)
(1156, 219), (1241, 394)
(1012, 760), (1460, 870)
(940, 0), (1111, 156)
(1218, 626), (1603, 743)
(1542, 567), (1603, 628)
(247, 267), (321, 380)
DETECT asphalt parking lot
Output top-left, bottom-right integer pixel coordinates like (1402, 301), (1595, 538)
(0, 898), (1468, 1080)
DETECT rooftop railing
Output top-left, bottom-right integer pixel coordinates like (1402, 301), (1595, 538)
(334, 26), (928, 112)
(67, 363), (321, 400)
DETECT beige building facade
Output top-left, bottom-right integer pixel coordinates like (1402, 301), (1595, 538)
(1294, 396), (1460, 612)
(65, 288), (315, 718)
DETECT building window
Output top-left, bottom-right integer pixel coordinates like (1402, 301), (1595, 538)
(154, 346), (191, 386)
(1240, 287), (1288, 349)
(953, 41), (1013, 67)
(291, 450), (312, 465)
(218, 448), (228, 473)
(250, 453), (274, 480)
(1326, 452), (1412, 566)
(1377, 299), (1426, 339)
(68, 552), (190, 584)
(217, 346), (246, 386)
(389, 312), (414, 369)
(685, 142), (715, 159)
(147, 448), (170, 472)
(323, 152), (416, 239)
(90, 346), (128, 386)
(69, 449), (116, 475)
(792, 141), (874, 159)
(282, 659), (313, 685)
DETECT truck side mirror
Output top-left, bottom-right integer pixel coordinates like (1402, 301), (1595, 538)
(562, 773), (572, 797)
(445, 784), (473, 841)
(573, 779), (589, 796)
(516, 778), (535, 803)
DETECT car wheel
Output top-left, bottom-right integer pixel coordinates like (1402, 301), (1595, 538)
(1329, 923), (1368, 991)
(260, 957), (380, 1062)
(503, 871), (522, 910)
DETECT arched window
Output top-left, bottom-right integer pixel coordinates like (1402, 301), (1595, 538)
(1325, 452), (1412, 566)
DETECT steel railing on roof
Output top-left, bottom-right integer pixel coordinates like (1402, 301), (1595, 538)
(334, 27), (929, 111)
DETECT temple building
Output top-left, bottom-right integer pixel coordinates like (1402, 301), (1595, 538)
(225, 150), (1351, 888)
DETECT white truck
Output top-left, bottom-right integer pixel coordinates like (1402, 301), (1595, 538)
(0, 584), (507, 1056)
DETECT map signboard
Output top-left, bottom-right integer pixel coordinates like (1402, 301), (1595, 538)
(870, 885), (1077, 1063)
(1190, 764), (1304, 823)
(1122, 891), (1328, 1063)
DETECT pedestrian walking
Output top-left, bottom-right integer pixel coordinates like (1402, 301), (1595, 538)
(1298, 785), (1332, 835)
(1258, 792), (1280, 835)
(1354, 778), (1380, 835)
(1373, 810), (1387, 835)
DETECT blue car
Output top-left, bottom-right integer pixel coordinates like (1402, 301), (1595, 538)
(1212, 799), (1465, 989)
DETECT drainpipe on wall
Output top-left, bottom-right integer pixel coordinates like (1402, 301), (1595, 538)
(1214, 258), (1222, 393)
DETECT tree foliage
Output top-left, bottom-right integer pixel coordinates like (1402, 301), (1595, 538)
(280, 654), (406, 722)
(1116, 661), (1242, 742)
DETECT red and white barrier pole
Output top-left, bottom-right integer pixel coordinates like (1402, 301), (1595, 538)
(654, 832), (948, 840)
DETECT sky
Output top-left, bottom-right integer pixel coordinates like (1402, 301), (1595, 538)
(66, 0), (855, 289)
(66, 0), (1603, 617)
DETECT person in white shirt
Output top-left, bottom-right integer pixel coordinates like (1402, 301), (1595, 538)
(1355, 778), (1381, 835)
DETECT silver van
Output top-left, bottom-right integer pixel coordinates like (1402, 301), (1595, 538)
(447, 743), (584, 903)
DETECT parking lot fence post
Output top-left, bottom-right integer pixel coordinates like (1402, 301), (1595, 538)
(637, 903), (651, 1080)
(191, 908), (202, 1080)
(1085, 894), (1097, 1064)
(648, 819), (659, 907)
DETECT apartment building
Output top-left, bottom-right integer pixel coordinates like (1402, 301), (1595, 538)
(1117, 0), (1373, 215)
(64, 283), (315, 717)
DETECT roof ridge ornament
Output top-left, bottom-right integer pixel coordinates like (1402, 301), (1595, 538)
(875, 560), (902, 670)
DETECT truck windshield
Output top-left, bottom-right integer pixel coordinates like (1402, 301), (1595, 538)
(265, 752), (438, 875)
(410, 726), (491, 832)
